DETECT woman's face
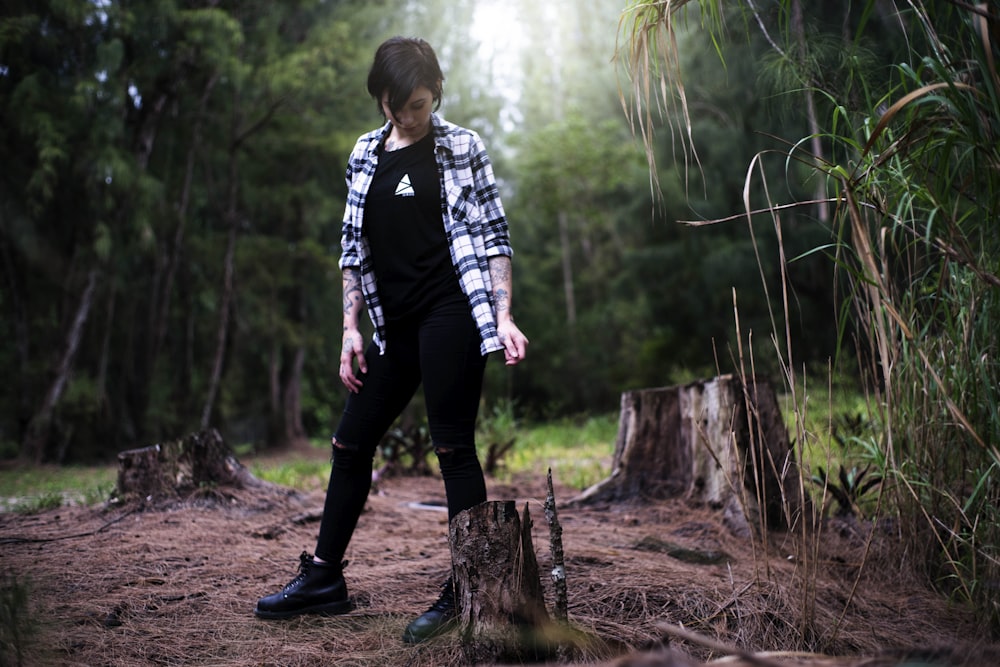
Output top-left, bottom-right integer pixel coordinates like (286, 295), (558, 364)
(381, 85), (435, 137)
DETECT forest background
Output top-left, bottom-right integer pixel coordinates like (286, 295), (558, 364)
(0, 0), (841, 462)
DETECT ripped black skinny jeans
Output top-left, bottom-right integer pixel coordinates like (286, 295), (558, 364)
(314, 298), (488, 564)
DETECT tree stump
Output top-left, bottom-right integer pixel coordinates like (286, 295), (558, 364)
(115, 428), (274, 503)
(571, 375), (803, 535)
(449, 500), (551, 664)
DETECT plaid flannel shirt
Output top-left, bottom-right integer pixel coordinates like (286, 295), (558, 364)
(339, 113), (513, 355)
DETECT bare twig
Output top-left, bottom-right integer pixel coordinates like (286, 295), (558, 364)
(544, 468), (568, 623)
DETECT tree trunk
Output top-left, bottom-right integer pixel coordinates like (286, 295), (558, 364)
(791, 0), (829, 223)
(449, 501), (552, 664)
(115, 428), (276, 504)
(558, 210), (577, 332)
(152, 73), (218, 374)
(268, 290), (307, 447)
(22, 269), (100, 463)
(200, 214), (238, 430)
(95, 284), (116, 407)
(0, 228), (30, 430)
(269, 341), (281, 423)
(282, 345), (306, 443)
(200, 90), (279, 431)
(269, 341), (306, 447)
(572, 375), (804, 536)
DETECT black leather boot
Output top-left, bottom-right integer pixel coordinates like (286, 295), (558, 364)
(254, 552), (351, 620)
(402, 577), (457, 643)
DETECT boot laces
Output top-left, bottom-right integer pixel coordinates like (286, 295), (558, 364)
(282, 551), (314, 592)
(283, 552), (348, 593)
(427, 577), (456, 614)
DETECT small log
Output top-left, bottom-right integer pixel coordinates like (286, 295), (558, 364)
(572, 375), (803, 535)
(449, 500), (550, 664)
(115, 428), (273, 503)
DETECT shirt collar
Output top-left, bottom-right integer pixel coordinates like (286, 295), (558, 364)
(365, 114), (453, 158)
(429, 113), (454, 155)
(366, 122), (392, 157)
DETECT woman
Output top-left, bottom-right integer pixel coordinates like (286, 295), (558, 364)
(254, 36), (529, 645)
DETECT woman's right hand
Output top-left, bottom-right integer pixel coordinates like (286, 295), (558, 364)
(339, 326), (367, 393)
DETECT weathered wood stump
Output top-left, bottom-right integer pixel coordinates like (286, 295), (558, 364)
(449, 500), (552, 664)
(115, 428), (273, 503)
(572, 375), (803, 535)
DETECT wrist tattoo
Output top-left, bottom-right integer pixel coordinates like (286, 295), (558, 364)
(494, 288), (510, 312)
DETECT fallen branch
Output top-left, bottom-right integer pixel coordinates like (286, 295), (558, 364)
(0, 508), (138, 545)
(654, 622), (822, 667)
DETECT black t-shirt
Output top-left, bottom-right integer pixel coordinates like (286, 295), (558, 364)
(363, 133), (464, 322)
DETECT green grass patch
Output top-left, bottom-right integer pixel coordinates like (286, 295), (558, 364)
(248, 458), (331, 492)
(493, 413), (618, 490)
(0, 396), (877, 514)
(783, 385), (874, 470)
(778, 377), (880, 516)
(0, 465), (116, 513)
(0, 416), (619, 510)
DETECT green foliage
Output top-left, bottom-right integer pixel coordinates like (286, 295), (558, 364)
(249, 458), (330, 492)
(621, 0), (1000, 632)
(503, 414), (618, 490)
(375, 419), (435, 478)
(0, 440), (18, 460)
(0, 0), (384, 461)
(819, 5), (1000, 628)
(784, 379), (872, 462)
(0, 0), (857, 465)
(475, 400), (519, 475)
(81, 482), (115, 507)
(811, 463), (881, 518)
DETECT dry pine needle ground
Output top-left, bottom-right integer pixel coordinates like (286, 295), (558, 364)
(1, 472), (995, 667)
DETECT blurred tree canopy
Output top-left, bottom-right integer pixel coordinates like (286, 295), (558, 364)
(2, 0), (876, 461)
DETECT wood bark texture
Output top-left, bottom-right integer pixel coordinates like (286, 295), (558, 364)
(544, 469), (568, 623)
(115, 428), (271, 503)
(572, 375), (803, 535)
(449, 500), (551, 664)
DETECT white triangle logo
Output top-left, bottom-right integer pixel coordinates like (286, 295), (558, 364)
(395, 173), (415, 197)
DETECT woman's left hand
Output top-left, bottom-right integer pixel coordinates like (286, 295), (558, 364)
(497, 319), (529, 366)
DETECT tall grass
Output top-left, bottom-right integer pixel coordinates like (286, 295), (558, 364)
(620, 0), (1000, 632)
(825, 3), (1000, 629)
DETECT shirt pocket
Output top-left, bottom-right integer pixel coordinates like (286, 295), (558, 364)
(444, 183), (483, 236)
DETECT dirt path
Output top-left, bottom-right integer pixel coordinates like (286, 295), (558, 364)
(1, 471), (994, 666)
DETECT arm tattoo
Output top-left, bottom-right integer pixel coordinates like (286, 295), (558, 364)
(488, 257), (512, 313)
(489, 259), (511, 284)
(342, 268), (364, 315)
